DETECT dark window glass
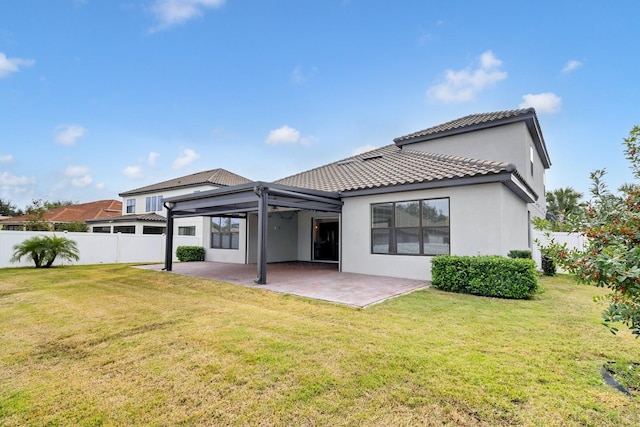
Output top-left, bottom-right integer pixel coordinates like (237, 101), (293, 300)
(371, 198), (450, 256)
(211, 216), (240, 249)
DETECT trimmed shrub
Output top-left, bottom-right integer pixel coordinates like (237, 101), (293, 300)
(176, 246), (205, 262)
(541, 255), (556, 276)
(508, 249), (532, 259)
(431, 255), (538, 299)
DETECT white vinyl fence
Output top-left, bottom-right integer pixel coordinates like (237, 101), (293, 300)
(0, 231), (199, 269)
(531, 230), (586, 272)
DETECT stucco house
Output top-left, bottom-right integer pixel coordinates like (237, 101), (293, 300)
(159, 108), (550, 283)
(86, 169), (252, 239)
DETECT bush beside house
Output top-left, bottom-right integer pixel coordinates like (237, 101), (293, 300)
(176, 246), (205, 262)
(432, 255), (538, 299)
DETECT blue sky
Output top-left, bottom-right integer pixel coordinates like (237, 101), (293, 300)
(1, 0), (639, 210)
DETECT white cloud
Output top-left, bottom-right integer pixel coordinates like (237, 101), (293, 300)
(123, 165), (143, 179)
(519, 92), (562, 114)
(150, 0), (225, 32)
(71, 175), (92, 187)
(64, 165), (90, 177)
(265, 125), (314, 146)
(0, 154), (14, 163)
(148, 151), (160, 166)
(562, 59), (583, 73)
(63, 165), (92, 187)
(55, 124), (87, 146)
(173, 148), (200, 169)
(0, 171), (36, 186)
(352, 145), (380, 156)
(95, 182), (105, 190)
(0, 52), (35, 78)
(291, 66), (318, 85)
(427, 50), (507, 103)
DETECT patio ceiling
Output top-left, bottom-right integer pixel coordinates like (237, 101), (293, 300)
(161, 182), (344, 284)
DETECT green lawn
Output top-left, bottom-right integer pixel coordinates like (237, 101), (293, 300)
(0, 265), (638, 426)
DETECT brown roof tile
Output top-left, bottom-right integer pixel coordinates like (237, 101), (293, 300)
(119, 168), (252, 196)
(393, 108), (536, 143)
(274, 144), (516, 193)
(0, 200), (122, 224)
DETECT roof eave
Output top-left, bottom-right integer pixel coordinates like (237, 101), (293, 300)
(340, 171), (537, 203)
(119, 182), (221, 197)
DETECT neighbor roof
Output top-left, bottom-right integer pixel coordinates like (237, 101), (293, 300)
(274, 144), (534, 198)
(0, 200), (122, 224)
(393, 108), (551, 168)
(120, 168), (252, 197)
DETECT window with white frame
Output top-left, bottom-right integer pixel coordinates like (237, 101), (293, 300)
(145, 195), (164, 212)
(179, 226), (196, 236)
(126, 199), (136, 214)
(211, 217), (240, 249)
(371, 198), (450, 256)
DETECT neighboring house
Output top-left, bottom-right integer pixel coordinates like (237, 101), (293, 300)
(0, 200), (122, 231)
(159, 108), (551, 283)
(86, 169), (252, 243)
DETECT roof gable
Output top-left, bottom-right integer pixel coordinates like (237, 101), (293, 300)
(119, 168), (252, 197)
(394, 108), (551, 168)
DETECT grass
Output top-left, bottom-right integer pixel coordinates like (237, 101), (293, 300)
(0, 264), (639, 426)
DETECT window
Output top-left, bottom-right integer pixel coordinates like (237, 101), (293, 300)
(143, 226), (165, 235)
(114, 225), (135, 234)
(530, 146), (534, 176)
(126, 199), (136, 214)
(211, 217), (240, 249)
(92, 226), (111, 233)
(371, 198), (449, 256)
(179, 226), (196, 236)
(145, 195), (164, 212)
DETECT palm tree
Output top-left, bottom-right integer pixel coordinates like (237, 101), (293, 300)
(10, 236), (48, 267)
(546, 187), (584, 223)
(10, 235), (80, 268)
(41, 235), (80, 267)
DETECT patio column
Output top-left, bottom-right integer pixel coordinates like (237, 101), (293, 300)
(255, 185), (268, 284)
(164, 203), (175, 271)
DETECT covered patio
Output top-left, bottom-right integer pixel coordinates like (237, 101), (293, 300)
(138, 261), (428, 308)
(162, 182), (344, 284)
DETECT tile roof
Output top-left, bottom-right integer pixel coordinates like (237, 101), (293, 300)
(120, 168), (252, 196)
(393, 108), (537, 143)
(274, 144), (517, 193)
(0, 200), (122, 224)
(85, 213), (166, 223)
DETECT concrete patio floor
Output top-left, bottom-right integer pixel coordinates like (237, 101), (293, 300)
(136, 261), (429, 308)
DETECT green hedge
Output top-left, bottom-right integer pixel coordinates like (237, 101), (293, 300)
(507, 249), (532, 259)
(176, 246), (205, 262)
(431, 255), (538, 299)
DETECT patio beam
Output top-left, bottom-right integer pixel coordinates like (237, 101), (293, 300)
(255, 185), (268, 284)
(164, 205), (175, 271)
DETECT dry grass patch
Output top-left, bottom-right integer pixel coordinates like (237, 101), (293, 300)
(0, 265), (639, 426)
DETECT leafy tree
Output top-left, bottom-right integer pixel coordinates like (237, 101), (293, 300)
(546, 187), (585, 230)
(10, 235), (80, 268)
(53, 222), (89, 232)
(44, 200), (76, 210)
(0, 198), (23, 216)
(554, 125), (640, 337)
(24, 199), (52, 231)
